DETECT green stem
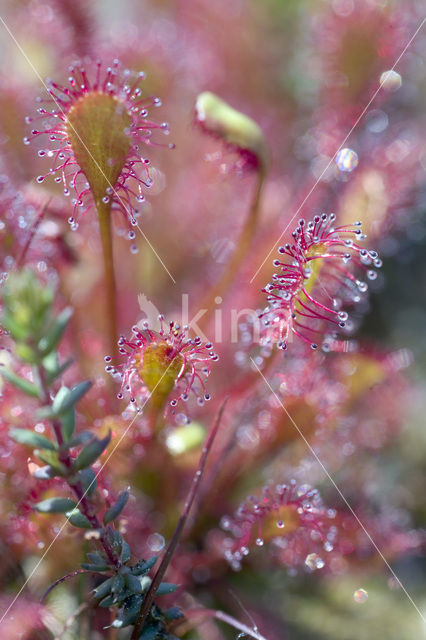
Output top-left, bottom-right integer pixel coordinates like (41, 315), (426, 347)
(198, 167), (266, 332)
(97, 201), (118, 358)
(37, 364), (120, 567)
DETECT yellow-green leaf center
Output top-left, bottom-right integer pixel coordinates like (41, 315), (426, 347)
(137, 341), (185, 409)
(66, 92), (131, 206)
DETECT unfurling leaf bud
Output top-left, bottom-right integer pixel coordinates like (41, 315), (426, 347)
(195, 91), (268, 170)
(1, 270), (53, 353)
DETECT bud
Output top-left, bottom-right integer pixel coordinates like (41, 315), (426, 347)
(166, 421), (206, 456)
(1, 271), (53, 361)
(195, 91), (268, 171)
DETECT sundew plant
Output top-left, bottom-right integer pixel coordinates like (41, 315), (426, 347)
(0, 1), (425, 639)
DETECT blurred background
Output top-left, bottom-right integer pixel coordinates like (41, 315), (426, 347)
(0, 0), (425, 638)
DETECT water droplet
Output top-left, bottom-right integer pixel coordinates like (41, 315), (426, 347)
(147, 532), (165, 552)
(356, 280), (368, 292)
(305, 553), (325, 570)
(353, 588), (368, 603)
(255, 537), (264, 547)
(380, 70), (402, 92)
(366, 109), (389, 134)
(336, 148), (358, 173)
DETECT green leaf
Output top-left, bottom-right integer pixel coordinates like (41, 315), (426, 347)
(93, 576), (113, 599)
(77, 467), (97, 496)
(87, 551), (107, 565)
(74, 432), (111, 471)
(67, 431), (93, 447)
(164, 606), (184, 620)
(99, 594), (115, 607)
(112, 594), (143, 628)
(45, 357), (74, 385)
(139, 624), (160, 640)
(124, 573), (142, 594)
(9, 428), (56, 451)
(83, 552), (109, 570)
(35, 449), (64, 473)
(60, 408), (75, 442)
(66, 508), (92, 529)
(131, 556), (157, 576)
(1, 312), (28, 342)
(156, 582), (178, 595)
(51, 385), (70, 413)
(32, 465), (57, 480)
(35, 497), (76, 513)
(121, 540), (131, 564)
(52, 381), (92, 415)
(15, 343), (39, 364)
(103, 488), (130, 524)
(81, 562), (109, 571)
(38, 307), (73, 356)
(35, 406), (57, 421)
(111, 573), (125, 601)
(0, 368), (41, 398)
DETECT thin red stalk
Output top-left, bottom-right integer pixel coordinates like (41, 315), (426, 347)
(41, 569), (97, 602)
(16, 199), (51, 269)
(198, 167), (265, 331)
(130, 399), (228, 640)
